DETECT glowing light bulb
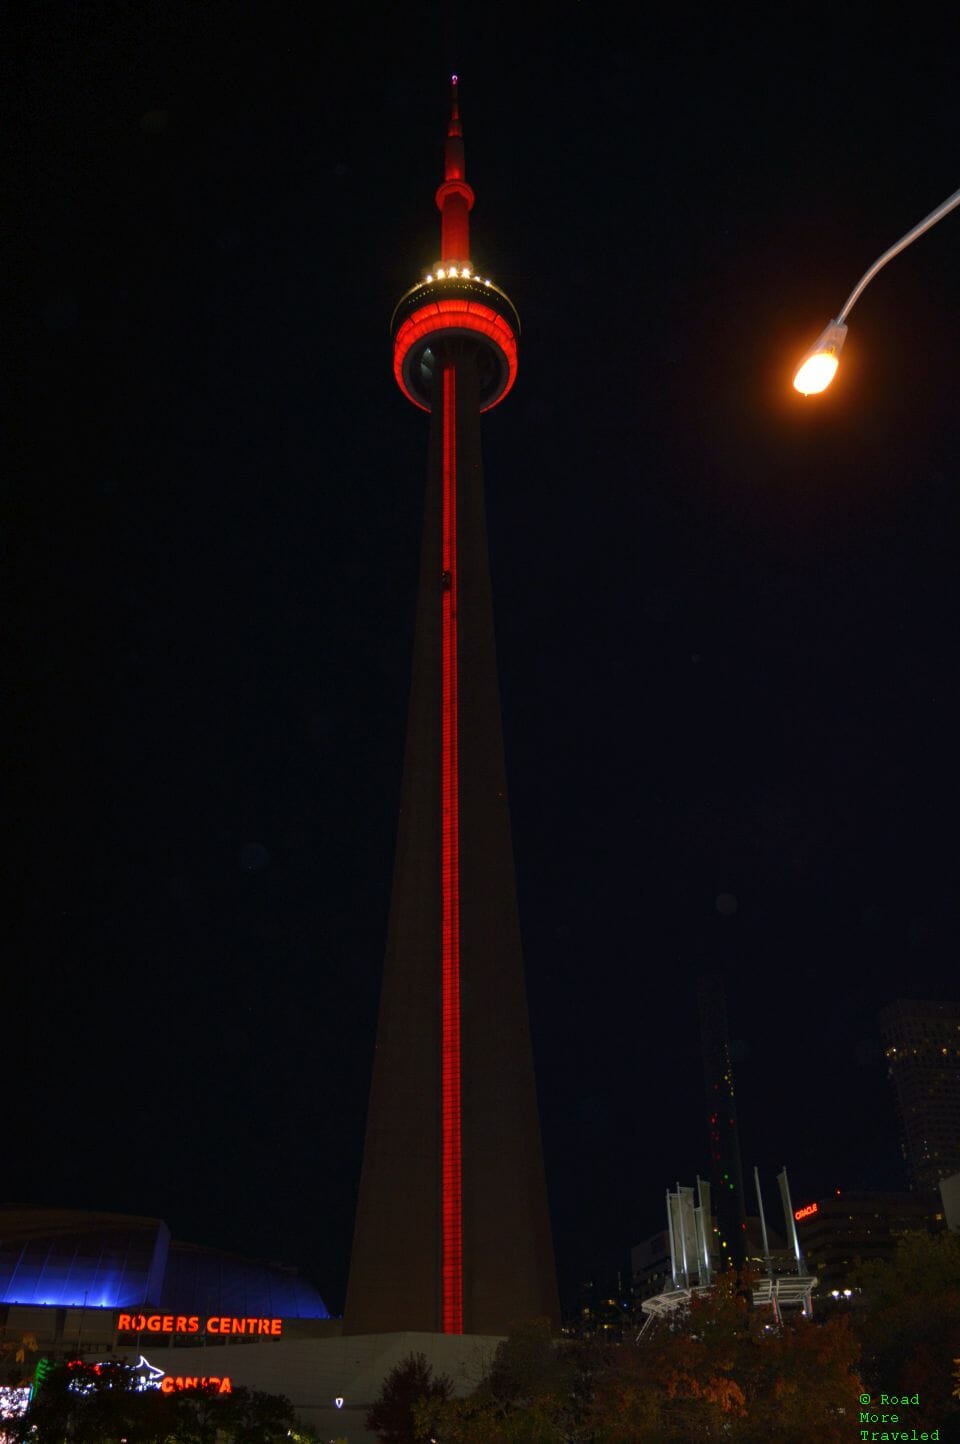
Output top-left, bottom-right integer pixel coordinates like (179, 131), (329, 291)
(437, 268), (446, 279)
(793, 319), (848, 395)
(794, 352), (839, 395)
(426, 274), (434, 283)
(484, 278), (491, 286)
(461, 267), (470, 277)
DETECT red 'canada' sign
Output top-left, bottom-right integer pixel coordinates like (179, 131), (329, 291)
(117, 1314), (282, 1337)
(794, 1202), (818, 1220)
(161, 1375), (232, 1395)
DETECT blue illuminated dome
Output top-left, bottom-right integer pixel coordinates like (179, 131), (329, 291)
(161, 1241), (329, 1318)
(0, 1208), (329, 1318)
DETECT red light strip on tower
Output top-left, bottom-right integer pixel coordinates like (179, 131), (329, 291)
(393, 302), (518, 413)
(440, 361), (463, 1334)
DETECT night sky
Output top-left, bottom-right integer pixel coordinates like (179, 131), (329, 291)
(10, 3), (959, 1316)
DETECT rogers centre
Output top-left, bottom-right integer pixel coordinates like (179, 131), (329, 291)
(0, 1207), (503, 1442)
(117, 1314), (284, 1336)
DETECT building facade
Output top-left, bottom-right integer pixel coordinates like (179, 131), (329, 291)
(631, 1229), (673, 1307)
(793, 1189), (943, 1292)
(0, 1210), (499, 1443)
(0, 1207), (330, 1355)
(879, 999), (960, 1189)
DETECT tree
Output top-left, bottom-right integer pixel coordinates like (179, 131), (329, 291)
(23, 1359), (304, 1444)
(590, 1277), (753, 1442)
(0, 1332), (37, 1387)
(852, 1228), (960, 1435)
(411, 1293), (862, 1442)
(586, 1272), (860, 1442)
(737, 1310), (860, 1444)
(215, 1385), (297, 1444)
(557, 1276), (854, 1444)
(23, 1360), (145, 1444)
(366, 1352), (452, 1444)
(416, 1320), (594, 1443)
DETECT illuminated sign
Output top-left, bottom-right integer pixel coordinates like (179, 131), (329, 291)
(116, 1314), (282, 1337)
(161, 1375), (232, 1395)
(63, 1357), (231, 1397)
(794, 1202), (818, 1220)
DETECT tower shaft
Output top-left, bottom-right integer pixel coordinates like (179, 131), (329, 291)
(345, 344), (557, 1335)
(440, 360), (463, 1333)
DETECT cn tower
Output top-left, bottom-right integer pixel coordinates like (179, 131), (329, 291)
(344, 78), (559, 1337)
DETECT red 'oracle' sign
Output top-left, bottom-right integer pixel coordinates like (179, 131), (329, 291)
(161, 1375), (232, 1395)
(794, 1202), (818, 1220)
(117, 1314), (282, 1337)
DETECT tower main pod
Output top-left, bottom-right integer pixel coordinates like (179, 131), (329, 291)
(344, 80), (559, 1336)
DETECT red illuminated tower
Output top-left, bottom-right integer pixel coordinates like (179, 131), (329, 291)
(344, 79), (559, 1337)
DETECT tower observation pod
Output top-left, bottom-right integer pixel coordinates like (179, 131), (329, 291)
(344, 79), (558, 1339)
(391, 78), (520, 414)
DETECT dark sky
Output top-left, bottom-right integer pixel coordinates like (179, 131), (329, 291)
(9, 2), (959, 1315)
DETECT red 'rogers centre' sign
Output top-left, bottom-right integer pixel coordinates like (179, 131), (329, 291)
(117, 1314), (282, 1337)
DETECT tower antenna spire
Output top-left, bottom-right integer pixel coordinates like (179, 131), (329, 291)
(436, 73), (473, 263)
(449, 72), (460, 128)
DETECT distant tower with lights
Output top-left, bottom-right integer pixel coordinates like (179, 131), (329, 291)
(697, 973), (747, 1266)
(344, 79), (559, 1336)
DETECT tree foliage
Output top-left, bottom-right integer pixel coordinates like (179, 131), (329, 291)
(366, 1351), (452, 1444)
(419, 1285), (861, 1443)
(418, 1319), (587, 1442)
(585, 1273), (859, 1443)
(22, 1359), (299, 1444)
(852, 1228), (960, 1434)
(0, 1331), (38, 1386)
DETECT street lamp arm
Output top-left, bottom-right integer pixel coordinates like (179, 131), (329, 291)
(837, 184), (960, 322)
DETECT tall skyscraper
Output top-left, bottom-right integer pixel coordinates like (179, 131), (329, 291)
(344, 79), (559, 1337)
(879, 999), (960, 1189)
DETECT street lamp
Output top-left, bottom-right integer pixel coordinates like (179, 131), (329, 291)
(793, 183), (960, 395)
